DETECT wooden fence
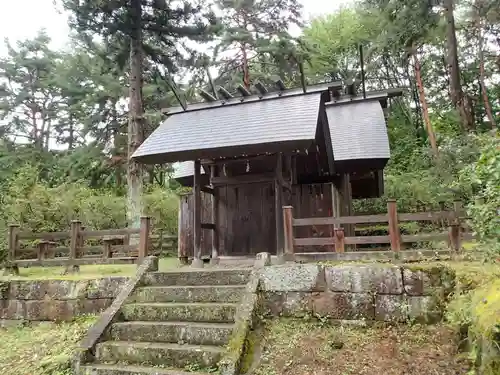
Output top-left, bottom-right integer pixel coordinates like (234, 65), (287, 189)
(5, 217), (177, 273)
(282, 199), (474, 259)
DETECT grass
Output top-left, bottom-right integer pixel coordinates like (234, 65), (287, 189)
(0, 315), (97, 375)
(0, 257), (180, 280)
(252, 319), (471, 375)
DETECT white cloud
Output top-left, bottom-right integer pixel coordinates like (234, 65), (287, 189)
(0, 0), (353, 55)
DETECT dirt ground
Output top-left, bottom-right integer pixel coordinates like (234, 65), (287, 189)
(251, 319), (471, 375)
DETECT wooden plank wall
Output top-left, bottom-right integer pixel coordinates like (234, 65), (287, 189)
(178, 193), (212, 259)
(179, 183), (333, 257)
(291, 184), (334, 253)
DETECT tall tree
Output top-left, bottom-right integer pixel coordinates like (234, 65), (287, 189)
(213, 0), (302, 90)
(63, 0), (218, 228)
(444, 0), (475, 131)
(0, 31), (62, 150)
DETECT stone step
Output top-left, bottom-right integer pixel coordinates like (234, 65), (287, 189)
(80, 364), (211, 375)
(109, 321), (234, 346)
(142, 269), (250, 287)
(121, 302), (237, 323)
(95, 341), (223, 369)
(130, 285), (245, 303)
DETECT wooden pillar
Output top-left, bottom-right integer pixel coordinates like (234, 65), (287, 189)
(138, 216), (151, 262)
(193, 160), (203, 267)
(210, 165), (220, 264)
(387, 199), (401, 252)
(283, 206), (294, 261)
(67, 220), (81, 273)
(334, 227), (345, 253)
(275, 153), (284, 258)
(339, 173), (354, 236)
(5, 224), (19, 275)
(177, 197), (188, 264)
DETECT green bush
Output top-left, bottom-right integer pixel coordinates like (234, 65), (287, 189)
(0, 165), (181, 261)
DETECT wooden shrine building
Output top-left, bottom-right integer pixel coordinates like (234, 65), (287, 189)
(132, 81), (403, 263)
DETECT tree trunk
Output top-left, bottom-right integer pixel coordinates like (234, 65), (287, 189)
(111, 102), (123, 189)
(413, 50), (438, 158)
(127, 0), (144, 233)
(444, 0), (474, 131)
(241, 45), (250, 89)
(476, 5), (496, 128)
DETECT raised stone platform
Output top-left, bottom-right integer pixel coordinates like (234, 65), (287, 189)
(0, 277), (127, 322)
(259, 263), (455, 323)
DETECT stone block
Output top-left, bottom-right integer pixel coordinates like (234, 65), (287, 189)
(8, 280), (81, 300)
(83, 277), (129, 299)
(7, 277), (127, 301)
(312, 291), (374, 320)
(281, 292), (312, 318)
(325, 265), (403, 294)
(0, 299), (24, 320)
(262, 291), (285, 317)
(254, 252), (271, 268)
(407, 296), (443, 324)
(375, 294), (407, 322)
(259, 264), (326, 292)
(402, 265), (455, 296)
(23, 300), (76, 321)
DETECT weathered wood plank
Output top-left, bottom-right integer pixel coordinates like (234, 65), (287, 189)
(17, 231), (70, 240)
(294, 237), (335, 246)
(398, 211), (454, 222)
(344, 235), (391, 245)
(293, 213), (388, 226)
(401, 233), (449, 242)
(15, 257), (138, 268)
(82, 228), (140, 238)
(211, 173), (276, 186)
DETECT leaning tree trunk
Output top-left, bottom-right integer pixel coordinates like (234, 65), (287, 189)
(444, 0), (474, 131)
(127, 0), (144, 235)
(476, 10), (497, 128)
(413, 49), (438, 158)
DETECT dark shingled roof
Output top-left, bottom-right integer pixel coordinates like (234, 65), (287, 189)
(326, 97), (390, 162)
(132, 88), (328, 164)
(133, 82), (403, 165)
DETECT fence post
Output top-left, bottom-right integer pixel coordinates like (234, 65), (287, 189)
(138, 216), (151, 262)
(387, 199), (401, 252)
(282, 206), (294, 261)
(66, 220), (82, 273)
(334, 227), (345, 253)
(449, 223), (461, 252)
(6, 224), (20, 275)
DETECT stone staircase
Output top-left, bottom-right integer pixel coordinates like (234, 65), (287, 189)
(81, 268), (251, 375)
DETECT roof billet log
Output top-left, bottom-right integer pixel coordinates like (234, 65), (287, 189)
(218, 86), (233, 100)
(199, 89), (217, 102)
(255, 81), (268, 97)
(162, 81), (343, 115)
(237, 84), (252, 97)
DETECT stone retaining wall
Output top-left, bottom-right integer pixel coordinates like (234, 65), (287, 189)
(258, 264), (455, 323)
(0, 277), (127, 323)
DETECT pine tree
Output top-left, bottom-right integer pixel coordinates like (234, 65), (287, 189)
(63, 0), (219, 229)
(0, 31), (62, 151)
(213, 0), (303, 90)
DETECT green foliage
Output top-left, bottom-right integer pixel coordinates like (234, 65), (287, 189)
(0, 315), (97, 375)
(447, 274), (500, 375)
(458, 132), (500, 257)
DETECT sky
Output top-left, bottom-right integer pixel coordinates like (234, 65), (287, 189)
(0, 0), (353, 55)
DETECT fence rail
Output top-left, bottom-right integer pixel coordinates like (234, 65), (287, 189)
(282, 199), (474, 259)
(5, 217), (177, 274)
